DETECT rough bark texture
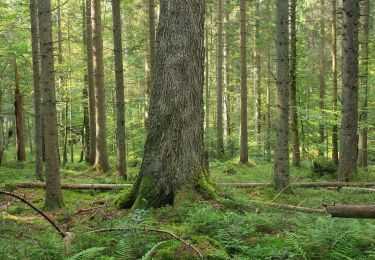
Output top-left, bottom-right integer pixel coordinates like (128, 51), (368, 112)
(145, 0), (155, 126)
(357, 0), (369, 169)
(339, 0), (359, 181)
(13, 57), (26, 162)
(216, 0), (224, 157)
(289, 0), (300, 166)
(30, 0), (43, 179)
(86, 0), (96, 165)
(116, 0), (215, 209)
(331, 0), (338, 165)
(326, 205), (375, 219)
(274, 0), (290, 190)
(254, 0), (261, 150)
(38, 0), (64, 210)
(239, 0), (248, 164)
(112, 0), (127, 179)
(92, 0), (109, 173)
(205, 5), (210, 132)
(319, 0), (326, 157)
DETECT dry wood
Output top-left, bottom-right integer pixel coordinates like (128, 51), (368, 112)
(12, 182), (132, 190)
(249, 199), (326, 214)
(325, 205), (375, 219)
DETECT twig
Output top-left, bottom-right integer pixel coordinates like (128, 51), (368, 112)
(0, 190), (66, 238)
(91, 227), (203, 259)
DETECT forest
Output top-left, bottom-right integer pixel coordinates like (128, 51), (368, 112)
(0, 0), (374, 259)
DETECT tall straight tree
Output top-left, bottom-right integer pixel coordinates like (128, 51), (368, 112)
(38, 0), (63, 210)
(318, 0), (326, 157)
(112, 0), (127, 179)
(254, 0), (261, 150)
(116, 0), (214, 209)
(339, 0), (359, 180)
(216, 0), (224, 157)
(289, 0), (300, 166)
(239, 0), (248, 163)
(223, 0), (231, 138)
(30, 0), (43, 179)
(145, 0), (155, 125)
(86, 0), (96, 165)
(92, 0), (109, 173)
(274, 0), (290, 190)
(358, 0), (369, 169)
(331, 0), (338, 165)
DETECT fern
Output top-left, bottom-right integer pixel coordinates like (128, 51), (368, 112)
(67, 247), (106, 260)
(141, 241), (168, 260)
(114, 238), (135, 259)
(286, 233), (307, 260)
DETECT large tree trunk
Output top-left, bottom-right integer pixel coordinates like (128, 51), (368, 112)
(357, 0), (369, 169)
(216, 0), (224, 157)
(112, 0), (127, 179)
(289, 0), (300, 167)
(239, 0), (248, 164)
(274, 0), (290, 190)
(116, 0), (215, 209)
(318, 0), (326, 157)
(30, 0), (43, 180)
(86, 0), (96, 165)
(326, 205), (375, 219)
(254, 0), (261, 151)
(13, 57), (26, 162)
(38, 0), (64, 210)
(339, 0), (359, 181)
(92, 0), (109, 173)
(331, 0), (339, 165)
(204, 4), (210, 132)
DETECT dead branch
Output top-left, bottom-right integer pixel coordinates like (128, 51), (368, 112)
(248, 199), (326, 214)
(325, 205), (375, 219)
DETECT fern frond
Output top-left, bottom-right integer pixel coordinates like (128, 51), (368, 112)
(67, 247), (106, 260)
(141, 241), (168, 260)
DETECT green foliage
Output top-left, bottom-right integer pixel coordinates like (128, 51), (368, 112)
(68, 247), (107, 260)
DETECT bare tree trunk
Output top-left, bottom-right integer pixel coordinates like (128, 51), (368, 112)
(289, 0), (300, 166)
(358, 0), (369, 169)
(92, 0), (109, 173)
(112, 0), (127, 179)
(216, 0), (224, 157)
(145, 0), (155, 127)
(13, 56), (26, 162)
(239, 0), (248, 164)
(38, 0), (64, 210)
(116, 0), (214, 209)
(274, 0), (290, 190)
(331, 0), (339, 165)
(86, 0), (96, 165)
(30, 0), (43, 179)
(319, 0), (326, 157)
(254, 0), (261, 151)
(339, 0), (359, 181)
(205, 5), (210, 132)
(223, 0), (231, 139)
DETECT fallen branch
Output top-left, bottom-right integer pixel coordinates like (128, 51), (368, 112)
(92, 227), (203, 259)
(10, 182), (132, 190)
(0, 190), (66, 238)
(249, 199), (326, 214)
(326, 187), (375, 193)
(325, 205), (375, 219)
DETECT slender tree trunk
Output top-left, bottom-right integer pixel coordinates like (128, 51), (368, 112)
(223, 0), (231, 139)
(13, 57), (26, 162)
(205, 5), (210, 132)
(318, 0), (326, 157)
(30, 0), (43, 179)
(112, 0), (127, 179)
(116, 0), (214, 210)
(331, 0), (339, 165)
(38, 0), (63, 210)
(254, 0), (261, 151)
(239, 0), (248, 163)
(274, 0), (290, 190)
(216, 0), (224, 157)
(145, 0), (155, 127)
(339, 0), (359, 181)
(92, 0), (109, 173)
(265, 43), (272, 162)
(358, 0), (369, 169)
(86, 0), (96, 165)
(289, 0), (300, 166)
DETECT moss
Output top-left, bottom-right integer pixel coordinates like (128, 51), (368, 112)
(195, 171), (218, 200)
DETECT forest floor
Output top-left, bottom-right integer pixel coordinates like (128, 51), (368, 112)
(1, 156), (375, 259)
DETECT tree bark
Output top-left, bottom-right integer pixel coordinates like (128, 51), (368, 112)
(339, 0), (359, 181)
(92, 0), (109, 173)
(216, 0), (224, 157)
(116, 0), (215, 209)
(326, 205), (375, 219)
(239, 0), (248, 164)
(112, 0), (127, 179)
(318, 0), (326, 157)
(289, 0), (300, 166)
(30, 0), (43, 180)
(204, 5), (210, 132)
(331, 0), (339, 165)
(38, 0), (64, 210)
(274, 0), (290, 190)
(254, 0), (261, 151)
(357, 0), (369, 169)
(13, 57), (26, 162)
(223, 0), (231, 139)
(86, 0), (96, 165)
(145, 0), (155, 127)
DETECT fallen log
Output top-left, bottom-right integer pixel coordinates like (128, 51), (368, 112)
(325, 205), (375, 219)
(326, 187), (375, 193)
(249, 199), (326, 214)
(10, 182), (132, 190)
